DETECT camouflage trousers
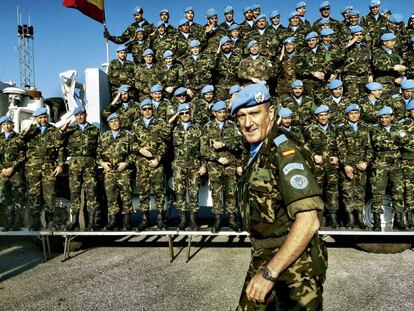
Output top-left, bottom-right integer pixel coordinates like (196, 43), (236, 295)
(103, 169), (133, 216)
(343, 75), (369, 102)
(237, 236), (327, 311)
(0, 169), (25, 219)
(340, 169), (367, 213)
(26, 160), (57, 213)
(136, 158), (164, 212)
(68, 156), (99, 212)
(371, 160), (404, 214)
(208, 164), (237, 215)
(315, 163), (339, 212)
(401, 159), (414, 211)
(173, 162), (200, 213)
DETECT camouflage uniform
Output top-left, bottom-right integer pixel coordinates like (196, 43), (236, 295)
(403, 48), (414, 79)
(237, 124), (326, 310)
(109, 20), (154, 43)
(360, 13), (388, 47)
(200, 119), (241, 216)
(321, 96), (351, 126)
(304, 123), (340, 213)
(191, 97), (215, 126)
(281, 95), (316, 128)
(274, 53), (301, 98)
(127, 39), (151, 65)
(215, 52), (242, 99)
(152, 99), (175, 122)
(312, 17), (341, 33)
(377, 26), (409, 54)
(336, 121), (373, 212)
(102, 100), (140, 131)
(151, 34), (178, 64)
(182, 54), (214, 94)
(0, 131), (26, 229)
(134, 64), (159, 101)
(370, 124), (404, 214)
(238, 54), (274, 85)
(387, 95), (410, 122)
(23, 123), (65, 213)
(200, 25), (226, 56)
(156, 63), (184, 95)
(246, 28), (279, 59)
(172, 122), (203, 212)
(358, 96), (386, 125)
(107, 59), (135, 98)
(280, 26), (307, 46)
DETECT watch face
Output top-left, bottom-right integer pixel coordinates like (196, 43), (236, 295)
(262, 267), (271, 280)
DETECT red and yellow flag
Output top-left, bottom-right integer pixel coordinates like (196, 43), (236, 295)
(63, 0), (105, 24)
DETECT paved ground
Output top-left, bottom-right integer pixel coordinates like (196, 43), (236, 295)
(0, 235), (413, 311)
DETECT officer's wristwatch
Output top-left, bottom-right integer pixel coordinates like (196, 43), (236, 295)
(260, 267), (277, 282)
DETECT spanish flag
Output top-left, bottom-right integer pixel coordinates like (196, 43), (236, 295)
(63, 0), (105, 24)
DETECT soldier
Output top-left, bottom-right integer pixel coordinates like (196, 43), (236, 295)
(342, 26), (373, 102)
(170, 103), (206, 230)
(192, 85), (217, 126)
(226, 84), (242, 109)
(231, 83), (326, 310)
(282, 11), (307, 44)
(156, 50), (184, 97)
(370, 106), (405, 230)
(97, 113), (134, 231)
(246, 14), (279, 60)
(176, 19), (198, 63)
(359, 82), (386, 124)
(360, 0), (389, 47)
(251, 4), (261, 19)
(158, 9), (176, 36)
(296, 1), (312, 32)
(182, 39), (214, 98)
(127, 28), (151, 65)
(228, 24), (246, 56)
(107, 45), (135, 99)
(151, 21), (177, 64)
(304, 105), (340, 228)
(268, 11), (287, 42)
(215, 36), (242, 99)
(239, 6), (255, 39)
(339, 5), (354, 28)
(336, 104), (373, 229)
(238, 40), (273, 85)
(62, 107), (100, 231)
(134, 48), (158, 101)
(220, 6), (236, 30)
(312, 1), (341, 33)
(201, 101), (241, 233)
(277, 107), (304, 141)
(0, 116), (26, 231)
(103, 6), (153, 42)
(184, 7), (203, 38)
(322, 80), (351, 126)
(281, 80), (316, 127)
(403, 36), (414, 79)
(388, 79), (414, 121)
(103, 85), (139, 131)
(319, 28), (344, 79)
(23, 108), (65, 230)
(200, 9), (226, 56)
(149, 84), (175, 122)
(377, 14), (409, 54)
(133, 100), (168, 230)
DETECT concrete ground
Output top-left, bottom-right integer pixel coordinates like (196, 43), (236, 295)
(0, 235), (413, 311)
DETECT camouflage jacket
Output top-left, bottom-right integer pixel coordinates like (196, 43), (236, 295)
(372, 47), (405, 84)
(397, 120), (414, 159)
(156, 63), (184, 90)
(23, 123), (65, 165)
(127, 39), (151, 64)
(360, 13), (388, 44)
(151, 34), (179, 63)
(319, 43), (345, 76)
(200, 119), (242, 168)
(62, 122), (99, 157)
(134, 64), (159, 95)
(191, 98), (215, 126)
(110, 20), (154, 43)
(0, 131), (26, 171)
(245, 27), (279, 59)
(403, 49), (414, 79)
(267, 24), (288, 43)
(312, 17), (341, 33)
(274, 52), (301, 95)
(238, 54), (273, 83)
(152, 99), (175, 122)
(321, 96), (351, 126)
(336, 121), (373, 167)
(296, 46), (330, 81)
(280, 26), (307, 48)
(341, 42), (372, 77)
(377, 26), (409, 54)
(387, 95), (410, 122)
(358, 96), (386, 125)
(172, 122), (203, 167)
(189, 22), (203, 40)
(370, 124), (401, 161)
(182, 54), (214, 91)
(108, 59), (135, 90)
(304, 122), (338, 159)
(229, 37), (247, 56)
(281, 95), (316, 127)
(200, 25), (226, 56)
(282, 125), (305, 142)
(102, 100), (140, 131)
(97, 129), (135, 167)
(239, 20), (255, 40)
(175, 32), (199, 63)
(214, 52), (242, 87)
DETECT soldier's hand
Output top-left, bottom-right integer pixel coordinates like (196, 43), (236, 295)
(213, 141), (224, 149)
(395, 77), (403, 85)
(187, 89), (194, 98)
(165, 86), (174, 94)
(328, 74), (336, 82)
(314, 155), (323, 164)
(101, 162), (112, 172)
(139, 147), (153, 158)
(218, 157), (229, 165)
(2, 167), (14, 177)
(103, 28), (111, 40)
(236, 166), (243, 176)
(344, 165), (354, 179)
(53, 165), (63, 177)
(329, 156), (339, 166)
(149, 159), (159, 168)
(198, 166), (207, 176)
(394, 64), (407, 72)
(251, 77), (261, 84)
(313, 71), (325, 80)
(111, 92), (121, 105)
(117, 162), (128, 172)
(368, 75), (374, 83)
(246, 271), (275, 304)
(357, 162), (367, 172)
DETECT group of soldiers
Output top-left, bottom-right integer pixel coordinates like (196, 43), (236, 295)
(1, 1), (414, 232)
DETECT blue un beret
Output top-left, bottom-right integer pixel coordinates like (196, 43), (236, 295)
(189, 39), (200, 48)
(135, 28), (144, 33)
(319, 18), (330, 25)
(251, 4), (261, 10)
(159, 9), (169, 14)
(406, 100), (414, 111)
(278, 108), (293, 118)
(270, 11), (280, 18)
(143, 48), (154, 57)
(246, 40), (258, 49)
(229, 85), (241, 95)
(206, 8), (218, 18)
(116, 45), (127, 53)
(381, 33), (396, 41)
(134, 7), (143, 14)
(33, 107), (48, 117)
(178, 103), (190, 113)
(378, 106), (393, 116)
(243, 6), (253, 14)
(73, 106), (86, 115)
(284, 37), (297, 44)
(351, 26), (364, 34)
(344, 103), (360, 115)
(220, 36), (231, 46)
(401, 79), (414, 90)
(150, 84), (163, 93)
(255, 14), (266, 22)
(228, 24), (239, 31)
(0, 116), (13, 124)
(366, 82), (383, 91)
(178, 18), (189, 27)
(348, 10), (360, 17)
(184, 7), (194, 13)
(289, 11), (299, 19)
(156, 21), (165, 29)
(139, 98), (152, 109)
(201, 85), (215, 94)
(231, 83), (271, 115)
(319, 1), (330, 10)
(118, 85), (129, 94)
(107, 113), (119, 122)
(320, 28), (334, 37)
(341, 6), (353, 14)
(163, 50), (173, 59)
(305, 31), (318, 41)
(329, 80), (343, 90)
(314, 105), (330, 115)
(224, 6), (233, 14)
(174, 87), (187, 96)
(296, 2), (306, 9)
(212, 101), (227, 112)
(369, 0), (381, 8)
(389, 14), (403, 24)
(291, 80), (303, 88)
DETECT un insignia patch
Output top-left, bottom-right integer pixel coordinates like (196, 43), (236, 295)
(255, 91), (265, 103)
(290, 175), (308, 189)
(399, 130), (406, 138)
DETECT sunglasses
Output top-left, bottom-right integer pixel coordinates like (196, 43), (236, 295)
(321, 8), (330, 11)
(176, 94), (186, 97)
(179, 111), (190, 115)
(141, 107), (153, 111)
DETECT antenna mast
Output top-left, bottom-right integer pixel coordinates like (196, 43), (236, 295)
(17, 7), (35, 88)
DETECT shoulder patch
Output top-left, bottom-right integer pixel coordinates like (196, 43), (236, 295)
(273, 134), (288, 147)
(283, 163), (304, 175)
(290, 175), (309, 189)
(282, 149), (296, 156)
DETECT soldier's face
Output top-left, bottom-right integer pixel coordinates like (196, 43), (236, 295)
(120, 92), (129, 102)
(244, 11), (253, 20)
(271, 16), (280, 25)
(144, 55), (153, 64)
(221, 42), (232, 53)
(141, 105), (153, 119)
(36, 115), (48, 127)
(316, 112), (329, 125)
(179, 110), (191, 122)
(236, 103), (275, 144)
(371, 90), (383, 99)
(203, 92), (214, 102)
(371, 5), (380, 15)
(190, 46), (200, 55)
(322, 36), (332, 45)
(249, 44), (260, 55)
(331, 87), (343, 97)
(230, 29), (240, 38)
(214, 109), (228, 122)
(158, 26), (166, 35)
(402, 89), (413, 99)
(118, 51), (127, 60)
(297, 7), (306, 16)
(292, 87), (303, 97)
(164, 56), (173, 65)
(280, 117), (292, 128)
(180, 24), (190, 33)
(253, 9), (261, 18)
(256, 19), (267, 29)
(410, 109), (414, 119)
(307, 38), (318, 48)
(108, 119), (120, 131)
(285, 42), (296, 53)
(160, 13), (169, 22)
(320, 7), (330, 18)
(1, 122), (13, 132)
(289, 16), (300, 26)
(75, 112), (87, 124)
(134, 12), (143, 22)
(207, 16), (218, 26)
(151, 92), (162, 101)
(350, 16), (359, 25)
(346, 110), (360, 123)
(353, 32), (364, 43)
(379, 115), (393, 126)
(176, 94), (187, 103)
(185, 11), (194, 21)
(135, 32), (144, 40)
(225, 12), (233, 22)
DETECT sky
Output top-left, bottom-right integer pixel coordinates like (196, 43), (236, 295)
(0, 0), (413, 98)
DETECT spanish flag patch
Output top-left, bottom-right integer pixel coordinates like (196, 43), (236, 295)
(282, 149), (296, 156)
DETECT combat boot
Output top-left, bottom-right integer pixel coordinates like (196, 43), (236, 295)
(30, 212), (42, 231)
(157, 211), (167, 230)
(406, 210), (414, 229)
(65, 209), (79, 231)
(393, 213), (406, 231)
(372, 213), (381, 231)
(345, 211), (356, 229)
(178, 211), (187, 230)
(104, 215), (117, 231)
(121, 213), (131, 231)
(136, 211), (148, 231)
(357, 211), (367, 230)
(211, 214), (221, 233)
(189, 211), (199, 230)
(228, 213), (241, 232)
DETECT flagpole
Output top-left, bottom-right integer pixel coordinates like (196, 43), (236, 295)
(104, 22), (110, 69)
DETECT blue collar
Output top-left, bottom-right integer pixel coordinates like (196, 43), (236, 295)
(112, 130), (120, 140)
